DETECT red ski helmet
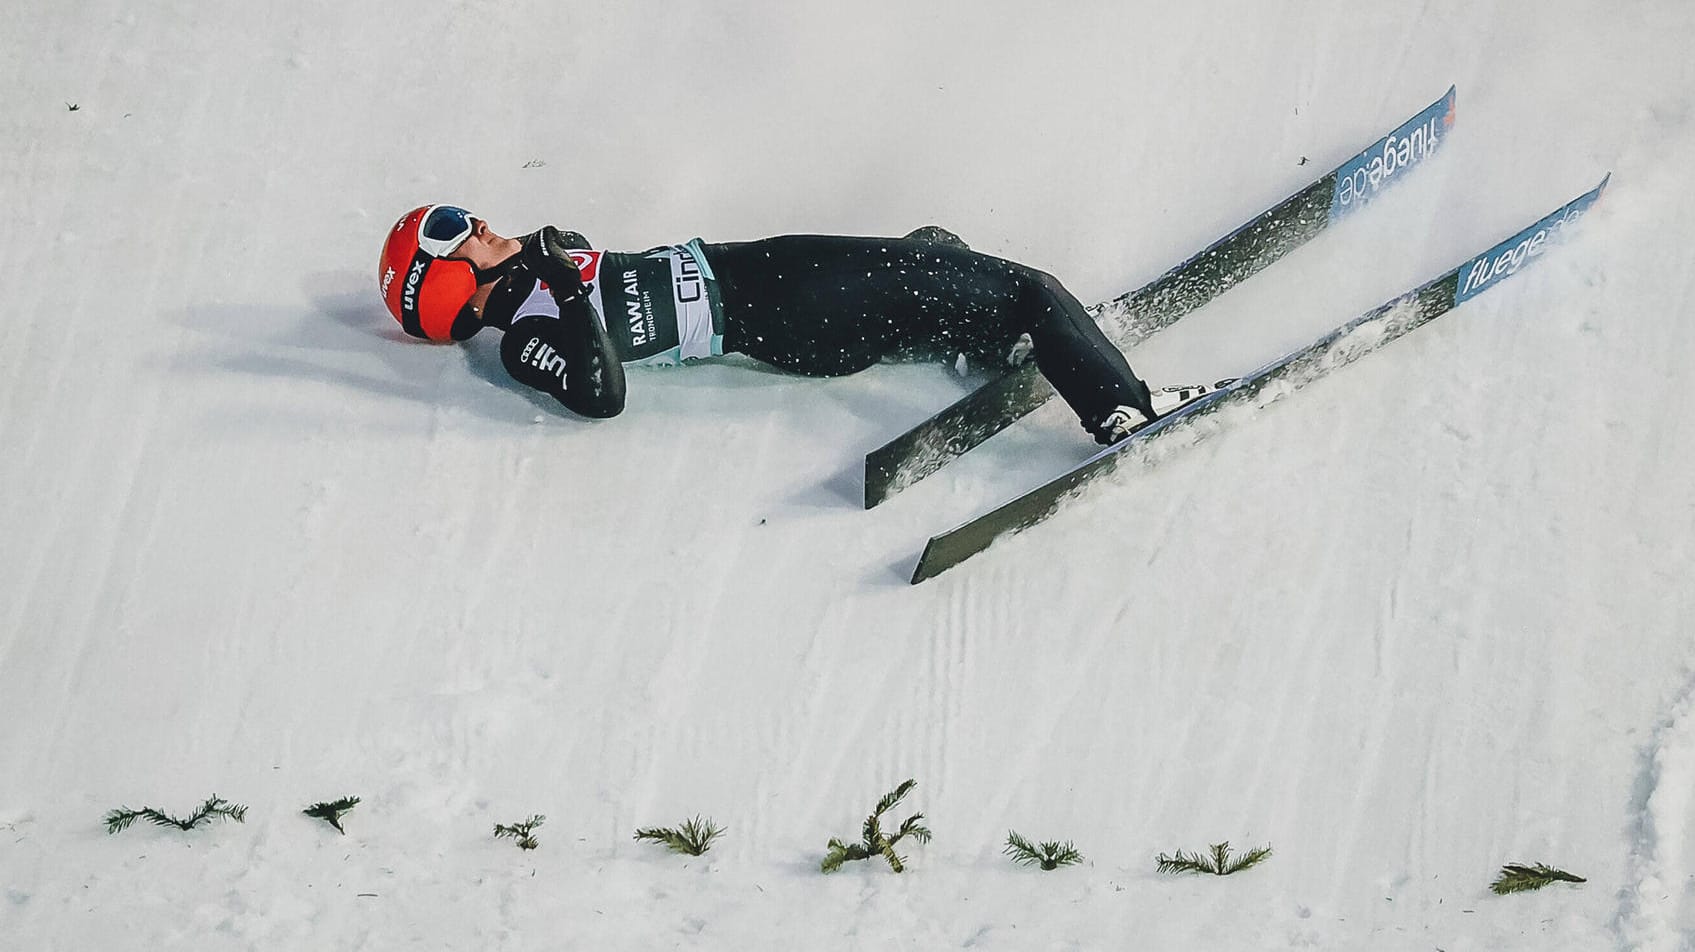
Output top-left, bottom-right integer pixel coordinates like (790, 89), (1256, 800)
(378, 204), (484, 341)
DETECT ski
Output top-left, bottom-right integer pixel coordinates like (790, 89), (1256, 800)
(910, 175), (1610, 584)
(864, 86), (1458, 508)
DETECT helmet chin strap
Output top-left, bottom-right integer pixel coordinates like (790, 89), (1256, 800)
(473, 251), (526, 287)
(471, 253), (537, 330)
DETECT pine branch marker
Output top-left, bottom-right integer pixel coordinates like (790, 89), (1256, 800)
(104, 795), (248, 835)
(820, 779), (931, 874)
(302, 796), (361, 834)
(1004, 830), (1084, 870)
(1156, 841), (1272, 876)
(493, 815), (545, 851)
(1490, 862), (1586, 895)
(634, 816), (725, 856)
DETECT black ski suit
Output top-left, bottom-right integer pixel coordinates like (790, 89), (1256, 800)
(489, 228), (1156, 440)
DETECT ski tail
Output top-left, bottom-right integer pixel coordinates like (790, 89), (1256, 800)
(865, 86), (1458, 509)
(910, 174), (1609, 584)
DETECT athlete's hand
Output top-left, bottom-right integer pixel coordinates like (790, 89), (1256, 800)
(519, 226), (589, 299)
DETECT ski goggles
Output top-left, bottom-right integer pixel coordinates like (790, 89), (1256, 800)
(416, 205), (476, 258)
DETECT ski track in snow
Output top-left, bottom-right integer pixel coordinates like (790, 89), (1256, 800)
(1618, 672), (1695, 952)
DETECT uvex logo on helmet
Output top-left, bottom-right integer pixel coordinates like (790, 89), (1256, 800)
(378, 205), (484, 342)
(401, 258), (428, 314)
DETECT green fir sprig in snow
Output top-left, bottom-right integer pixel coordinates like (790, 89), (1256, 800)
(635, 816), (725, 856)
(821, 779), (931, 874)
(1490, 862), (1586, 895)
(1156, 841), (1271, 876)
(1004, 830), (1084, 870)
(302, 796), (361, 834)
(493, 815), (545, 851)
(104, 795), (248, 834)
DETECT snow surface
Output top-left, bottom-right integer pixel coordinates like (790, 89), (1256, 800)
(3, 1), (1694, 949)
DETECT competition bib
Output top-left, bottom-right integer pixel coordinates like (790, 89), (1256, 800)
(513, 239), (726, 367)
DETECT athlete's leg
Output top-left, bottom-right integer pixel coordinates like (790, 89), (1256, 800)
(707, 236), (1154, 437)
(1009, 265), (1156, 437)
(708, 235), (962, 376)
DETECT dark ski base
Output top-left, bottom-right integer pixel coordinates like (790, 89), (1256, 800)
(865, 86), (1458, 508)
(911, 175), (1609, 583)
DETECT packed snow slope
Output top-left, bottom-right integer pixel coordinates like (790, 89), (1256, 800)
(3, 1), (1694, 949)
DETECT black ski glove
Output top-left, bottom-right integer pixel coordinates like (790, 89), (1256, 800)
(519, 226), (591, 300)
(551, 229), (592, 251)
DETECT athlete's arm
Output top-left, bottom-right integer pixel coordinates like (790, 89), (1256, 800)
(500, 303), (626, 418)
(498, 227), (627, 418)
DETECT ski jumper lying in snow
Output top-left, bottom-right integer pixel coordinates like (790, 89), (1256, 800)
(378, 205), (1158, 445)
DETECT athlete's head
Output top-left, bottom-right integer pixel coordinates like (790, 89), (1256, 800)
(379, 204), (522, 341)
